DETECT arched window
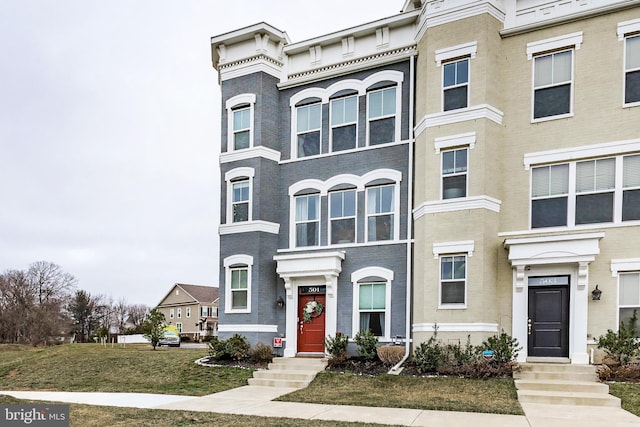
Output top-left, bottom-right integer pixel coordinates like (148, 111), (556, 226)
(351, 267), (393, 339)
(226, 94), (256, 151)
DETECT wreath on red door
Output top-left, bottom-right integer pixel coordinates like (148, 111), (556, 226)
(303, 300), (324, 323)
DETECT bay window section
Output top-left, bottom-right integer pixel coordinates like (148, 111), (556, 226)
(331, 95), (357, 152)
(623, 155), (640, 221)
(440, 255), (466, 306)
(231, 179), (249, 222)
(442, 148), (467, 199)
(368, 87), (396, 145)
(295, 194), (320, 247)
(330, 189), (356, 244)
(297, 103), (321, 157)
(619, 272), (640, 337)
(533, 50), (572, 119)
(232, 106), (251, 150)
(443, 58), (469, 111)
(625, 35), (640, 105)
(531, 164), (569, 228)
(575, 158), (615, 225)
(359, 282), (386, 336)
(367, 185), (394, 241)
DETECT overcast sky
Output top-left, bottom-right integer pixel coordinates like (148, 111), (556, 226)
(0, 1), (403, 306)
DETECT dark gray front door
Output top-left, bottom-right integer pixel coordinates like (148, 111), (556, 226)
(528, 277), (569, 357)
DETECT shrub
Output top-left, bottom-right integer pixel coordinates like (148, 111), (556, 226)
(377, 345), (405, 366)
(481, 331), (521, 364)
(208, 334), (250, 361)
(445, 335), (478, 366)
(354, 330), (379, 361)
(412, 334), (445, 374)
(597, 311), (639, 366)
(208, 337), (227, 360)
(325, 332), (349, 358)
(250, 342), (273, 363)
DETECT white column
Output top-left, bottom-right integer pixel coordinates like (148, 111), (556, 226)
(284, 278), (297, 357)
(571, 262), (590, 364)
(324, 275), (337, 348)
(512, 267), (528, 362)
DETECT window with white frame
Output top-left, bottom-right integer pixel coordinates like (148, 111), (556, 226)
(231, 179), (250, 222)
(232, 106), (251, 150)
(531, 154), (640, 228)
(186, 307), (191, 318)
(367, 86), (396, 145)
(176, 322), (182, 333)
(366, 185), (394, 241)
(169, 308), (174, 319)
(177, 308), (182, 319)
(625, 34), (640, 105)
(623, 155), (640, 221)
(440, 255), (466, 306)
(295, 194), (320, 247)
(330, 189), (356, 244)
(201, 306), (208, 317)
(296, 102), (321, 157)
(619, 272), (640, 336)
(442, 148), (468, 199)
(230, 267), (248, 310)
(358, 282), (386, 336)
(533, 49), (573, 119)
(443, 58), (469, 111)
(330, 95), (357, 152)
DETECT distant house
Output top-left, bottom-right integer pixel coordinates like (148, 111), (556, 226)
(156, 284), (219, 340)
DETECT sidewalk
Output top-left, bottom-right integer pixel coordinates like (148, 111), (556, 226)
(2, 385), (639, 426)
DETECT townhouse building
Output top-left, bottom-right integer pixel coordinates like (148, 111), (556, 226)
(211, 0), (640, 363)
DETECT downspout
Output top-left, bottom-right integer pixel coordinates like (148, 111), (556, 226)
(390, 52), (415, 373)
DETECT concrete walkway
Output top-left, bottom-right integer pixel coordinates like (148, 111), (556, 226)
(2, 385), (639, 426)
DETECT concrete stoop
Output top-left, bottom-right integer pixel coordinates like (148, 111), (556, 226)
(247, 357), (327, 389)
(515, 363), (621, 408)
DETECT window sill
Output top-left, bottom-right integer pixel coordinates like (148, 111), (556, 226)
(225, 309), (250, 314)
(531, 112), (574, 123)
(438, 304), (467, 310)
(623, 101), (640, 109)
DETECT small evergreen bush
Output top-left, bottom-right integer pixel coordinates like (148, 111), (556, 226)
(354, 329), (379, 361)
(412, 334), (445, 373)
(208, 334), (250, 361)
(325, 332), (349, 358)
(481, 331), (521, 364)
(597, 310), (639, 366)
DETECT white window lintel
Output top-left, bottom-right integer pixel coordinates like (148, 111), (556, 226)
(433, 240), (474, 259)
(526, 32), (583, 60)
(617, 19), (640, 41)
(611, 258), (640, 277)
(435, 41), (477, 66)
(434, 132), (476, 154)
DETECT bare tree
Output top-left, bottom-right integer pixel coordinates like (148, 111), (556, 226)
(126, 304), (149, 333)
(27, 261), (76, 305)
(112, 297), (129, 334)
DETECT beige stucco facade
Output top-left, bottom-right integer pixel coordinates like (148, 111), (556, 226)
(412, 1), (640, 363)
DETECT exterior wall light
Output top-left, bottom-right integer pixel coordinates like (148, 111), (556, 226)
(276, 296), (285, 308)
(591, 285), (602, 301)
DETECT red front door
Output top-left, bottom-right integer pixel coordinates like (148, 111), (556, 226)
(298, 294), (326, 353)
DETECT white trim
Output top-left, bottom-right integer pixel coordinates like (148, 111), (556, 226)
(219, 221), (280, 235)
(289, 169), (402, 196)
(412, 323), (498, 333)
(226, 93), (256, 152)
(611, 258), (640, 277)
(223, 254), (253, 314)
(351, 266), (394, 283)
(523, 139), (640, 170)
(225, 167), (255, 182)
(225, 167), (254, 225)
(218, 324), (278, 333)
(526, 32), (583, 60)
(413, 195), (501, 219)
(503, 232), (604, 268)
(351, 267), (394, 340)
(435, 41), (477, 66)
(220, 146), (281, 164)
(365, 181), (401, 243)
(434, 132), (476, 154)
(433, 240), (475, 259)
(225, 93), (256, 110)
(617, 18), (640, 41)
(416, 1), (505, 41)
(415, 104), (503, 135)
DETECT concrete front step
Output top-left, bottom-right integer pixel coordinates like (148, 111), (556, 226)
(517, 389), (621, 407)
(515, 363), (598, 382)
(249, 357), (327, 389)
(515, 379), (609, 393)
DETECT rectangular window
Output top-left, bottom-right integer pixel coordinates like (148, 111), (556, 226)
(368, 87), (396, 145)
(531, 164), (569, 228)
(575, 158), (615, 224)
(231, 179), (249, 222)
(367, 185), (394, 241)
(440, 255), (466, 306)
(295, 194), (320, 247)
(176, 322), (182, 333)
(442, 148), (468, 199)
(619, 272), (640, 337)
(330, 189), (356, 244)
(201, 306), (208, 317)
(297, 103), (321, 157)
(359, 283), (385, 336)
(177, 308), (182, 319)
(533, 50), (572, 119)
(443, 58), (469, 111)
(232, 107), (251, 150)
(331, 96), (357, 152)
(230, 268), (248, 310)
(625, 35), (640, 105)
(623, 155), (640, 221)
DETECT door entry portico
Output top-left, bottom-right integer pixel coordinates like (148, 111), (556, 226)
(527, 276), (570, 358)
(297, 286), (326, 354)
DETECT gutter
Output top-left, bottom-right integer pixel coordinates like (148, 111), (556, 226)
(390, 52), (415, 374)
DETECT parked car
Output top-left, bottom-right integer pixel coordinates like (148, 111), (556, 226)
(158, 326), (180, 347)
